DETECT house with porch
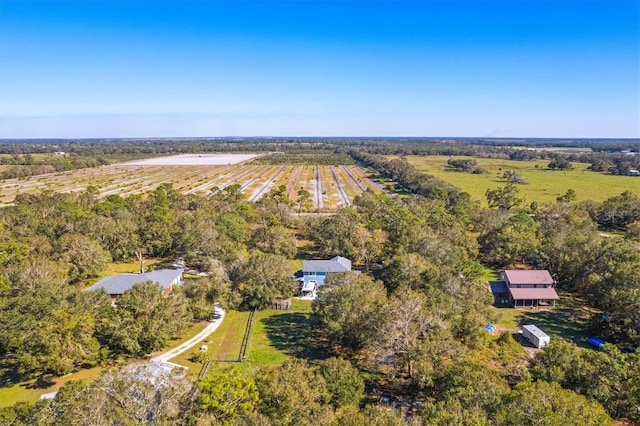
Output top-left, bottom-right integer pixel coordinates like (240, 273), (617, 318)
(295, 256), (352, 298)
(88, 269), (183, 303)
(490, 269), (559, 308)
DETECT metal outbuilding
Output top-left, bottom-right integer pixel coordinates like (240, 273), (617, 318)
(522, 324), (550, 348)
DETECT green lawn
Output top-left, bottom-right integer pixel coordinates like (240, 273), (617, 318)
(482, 267), (500, 282)
(169, 310), (251, 371)
(399, 155), (639, 205)
(148, 320), (210, 359)
(492, 292), (597, 347)
(169, 299), (324, 375)
(88, 258), (166, 286)
(0, 367), (103, 409)
(290, 258), (303, 275)
(248, 299), (327, 364)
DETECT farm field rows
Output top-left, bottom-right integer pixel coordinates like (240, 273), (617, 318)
(400, 155), (640, 204)
(0, 155), (382, 210)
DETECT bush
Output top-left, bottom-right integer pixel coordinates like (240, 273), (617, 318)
(190, 350), (208, 364)
(317, 357), (365, 408)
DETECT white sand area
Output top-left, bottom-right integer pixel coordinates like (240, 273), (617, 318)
(125, 154), (258, 166)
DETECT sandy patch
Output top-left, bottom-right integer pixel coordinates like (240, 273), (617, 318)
(124, 154), (258, 166)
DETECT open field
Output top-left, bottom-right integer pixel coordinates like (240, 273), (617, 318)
(492, 291), (596, 348)
(0, 154), (384, 210)
(400, 155), (640, 204)
(0, 367), (103, 409)
(169, 299), (317, 374)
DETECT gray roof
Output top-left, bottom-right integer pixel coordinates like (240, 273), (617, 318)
(302, 256), (351, 273)
(88, 269), (182, 295)
(522, 324), (549, 339)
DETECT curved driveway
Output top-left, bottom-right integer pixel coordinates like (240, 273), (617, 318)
(152, 305), (226, 365)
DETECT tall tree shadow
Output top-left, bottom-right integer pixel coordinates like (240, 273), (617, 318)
(261, 313), (332, 361)
(517, 294), (594, 348)
(0, 367), (21, 388)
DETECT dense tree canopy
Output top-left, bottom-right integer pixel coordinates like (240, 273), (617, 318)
(0, 142), (638, 424)
(233, 252), (298, 309)
(99, 282), (192, 356)
(495, 381), (612, 426)
(313, 272), (387, 350)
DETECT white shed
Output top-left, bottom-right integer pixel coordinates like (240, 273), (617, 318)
(522, 324), (550, 348)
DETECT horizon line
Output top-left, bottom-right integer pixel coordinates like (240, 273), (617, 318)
(1, 136), (639, 142)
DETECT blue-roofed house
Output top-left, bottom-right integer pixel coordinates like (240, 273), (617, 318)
(88, 269), (183, 302)
(297, 256), (352, 289)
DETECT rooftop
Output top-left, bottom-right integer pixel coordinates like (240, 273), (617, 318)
(522, 324), (549, 339)
(504, 270), (554, 286)
(87, 269), (182, 295)
(302, 256), (351, 273)
(509, 286), (559, 300)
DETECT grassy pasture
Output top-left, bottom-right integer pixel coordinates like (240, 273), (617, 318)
(169, 299), (318, 375)
(492, 292), (596, 348)
(401, 155), (639, 204)
(0, 366), (103, 408)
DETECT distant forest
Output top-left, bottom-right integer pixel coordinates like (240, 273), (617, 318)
(0, 137), (638, 179)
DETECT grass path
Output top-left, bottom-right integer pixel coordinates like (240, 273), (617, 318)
(152, 307), (225, 364)
(286, 166), (304, 200)
(329, 166), (350, 207)
(169, 310), (250, 370)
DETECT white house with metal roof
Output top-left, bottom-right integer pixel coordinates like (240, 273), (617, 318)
(296, 256), (351, 290)
(88, 269), (183, 302)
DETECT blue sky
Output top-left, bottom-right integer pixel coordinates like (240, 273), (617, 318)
(1, 0), (638, 138)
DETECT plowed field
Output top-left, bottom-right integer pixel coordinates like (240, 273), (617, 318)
(0, 155), (384, 211)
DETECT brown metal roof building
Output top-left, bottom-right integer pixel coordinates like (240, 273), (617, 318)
(491, 270), (559, 308)
(503, 270), (555, 286)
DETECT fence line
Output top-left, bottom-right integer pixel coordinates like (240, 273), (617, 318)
(239, 308), (257, 362)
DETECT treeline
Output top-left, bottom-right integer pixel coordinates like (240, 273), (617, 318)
(0, 353), (622, 425)
(0, 149), (638, 423)
(252, 149), (355, 165)
(0, 155), (110, 179)
(0, 139), (637, 177)
(349, 151), (470, 208)
(589, 153), (640, 175)
(0, 184), (304, 382)
(0, 359), (413, 425)
(303, 186), (640, 423)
